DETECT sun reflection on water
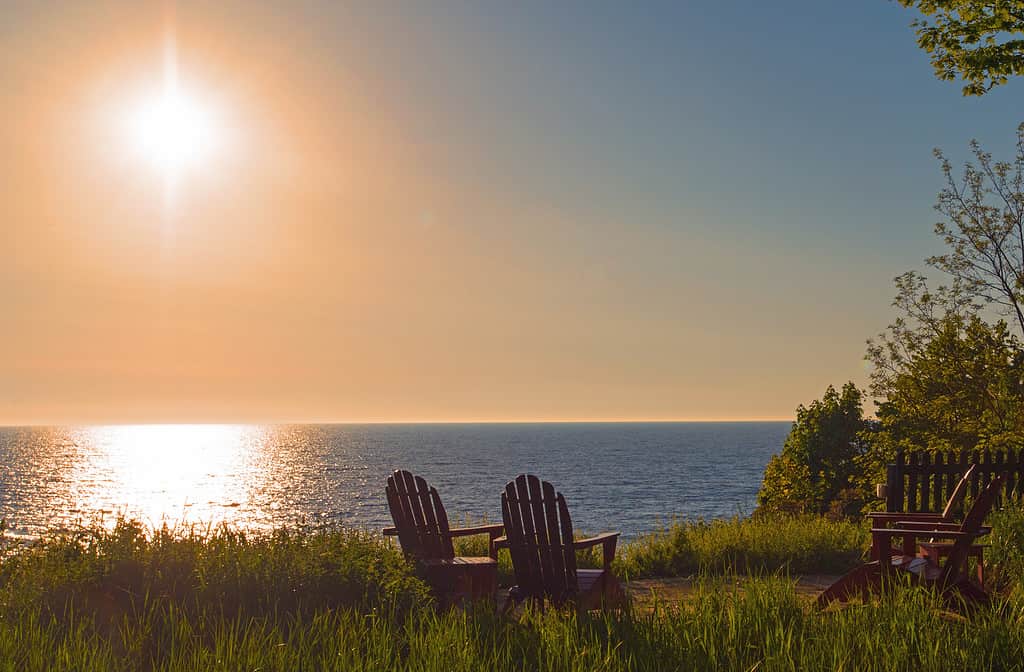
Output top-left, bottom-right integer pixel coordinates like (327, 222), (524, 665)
(66, 424), (264, 530)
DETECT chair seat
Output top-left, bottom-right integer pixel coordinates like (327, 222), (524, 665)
(422, 556), (497, 567)
(577, 569), (606, 593)
(421, 556), (498, 603)
(917, 541), (987, 587)
(893, 554), (942, 581)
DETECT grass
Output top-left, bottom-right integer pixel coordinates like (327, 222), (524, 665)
(452, 513), (869, 582)
(614, 514), (869, 579)
(2, 574), (1024, 671)
(2, 513), (1022, 670)
(0, 519), (431, 624)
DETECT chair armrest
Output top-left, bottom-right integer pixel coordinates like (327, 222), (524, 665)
(493, 535), (508, 549)
(572, 532), (621, 550)
(871, 526), (991, 562)
(919, 540), (990, 549)
(573, 532), (620, 569)
(448, 524), (504, 559)
(448, 523), (504, 537)
(867, 512), (946, 521)
(890, 521), (961, 530)
(871, 527), (991, 539)
(383, 527), (398, 536)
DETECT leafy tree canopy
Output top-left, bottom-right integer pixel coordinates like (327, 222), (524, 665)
(868, 126), (1024, 451)
(874, 313), (1024, 451)
(896, 1), (1024, 95)
(851, 125), (1024, 509)
(757, 383), (870, 516)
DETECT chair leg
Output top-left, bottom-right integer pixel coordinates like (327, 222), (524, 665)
(501, 593), (515, 615)
(817, 564), (880, 608)
(944, 579), (989, 611)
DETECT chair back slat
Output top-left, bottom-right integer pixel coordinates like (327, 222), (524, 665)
(542, 479), (570, 597)
(501, 474), (578, 605)
(939, 474), (1004, 586)
(940, 464), (977, 520)
(501, 480), (531, 593)
(385, 470), (454, 561)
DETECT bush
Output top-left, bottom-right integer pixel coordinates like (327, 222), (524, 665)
(757, 383), (870, 515)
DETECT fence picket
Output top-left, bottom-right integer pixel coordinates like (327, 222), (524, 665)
(884, 448), (1022, 512)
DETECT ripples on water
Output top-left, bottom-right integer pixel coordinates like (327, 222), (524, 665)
(0, 423), (789, 540)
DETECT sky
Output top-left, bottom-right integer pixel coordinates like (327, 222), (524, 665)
(3, 1), (1024, 425)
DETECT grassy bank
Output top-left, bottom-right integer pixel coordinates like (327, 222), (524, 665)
(2, 575), (1024, 671)
(1, 515), (1020, 670)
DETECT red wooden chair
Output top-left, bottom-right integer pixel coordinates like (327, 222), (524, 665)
(817, 474), (1003, 610)
(498, 474), (626, 612)
(866, 464), (976, 537)
(867, 465), (988, 586)
(383, 469), (503, 604)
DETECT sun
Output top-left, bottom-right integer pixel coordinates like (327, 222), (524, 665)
(128, 79), (218, 180)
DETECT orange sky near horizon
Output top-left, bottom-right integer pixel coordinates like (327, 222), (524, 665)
(0, 2), (881, 426)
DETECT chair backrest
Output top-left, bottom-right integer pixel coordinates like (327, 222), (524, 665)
(385, 470), (455, 561)
(939, 474), (1004, 586)
(501, 474), (578, 605)
(940, 464), (977, 520)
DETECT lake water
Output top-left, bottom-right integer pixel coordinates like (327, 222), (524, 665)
(0, 422), (789, 540)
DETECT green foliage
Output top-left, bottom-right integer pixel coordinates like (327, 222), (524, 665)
(868, 125), (1024, 425)
(873, 314), (1024, 451)
(614, 514), (867, 579)
(756, 383), (870, 515)
(896, 1), (1024, 95)
(854, 125), (1024, 508)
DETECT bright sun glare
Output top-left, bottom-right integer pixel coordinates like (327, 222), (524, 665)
(130, 82), (217, 177)
(123, 38), (222, 188)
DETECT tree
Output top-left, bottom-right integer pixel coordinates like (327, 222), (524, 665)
(896, 1), (1024, 95)
(855, 313), (1024, 510)
(930, 123), (1024, 334)
(856, 126), (1024, 509)
(868, 125), (1024, 398)
(874, 314), (1024, 450)
(757, 384), (870, 516)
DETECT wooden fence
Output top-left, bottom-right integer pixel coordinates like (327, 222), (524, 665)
(884, 449), (1024, 512)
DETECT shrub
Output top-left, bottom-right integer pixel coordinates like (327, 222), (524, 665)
(757, 383), (871, 515)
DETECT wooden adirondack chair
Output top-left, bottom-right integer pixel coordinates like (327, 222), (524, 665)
(817, 474), (1004, 610)
(866, 464), (976, 536)
(383, 469), (503, 604)
(498, 474), (626, 612)
(866, 465), (989, 585)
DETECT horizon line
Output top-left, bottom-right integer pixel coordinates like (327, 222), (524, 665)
(0, 417), (796, 428)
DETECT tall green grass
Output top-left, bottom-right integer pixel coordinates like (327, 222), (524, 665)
(452, 514), (868, 583)
(1, 575), (1023, 671)
(4, 515), (1023, 670)
(615, 514), (868, 578)
(0, 519), (431, 624)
